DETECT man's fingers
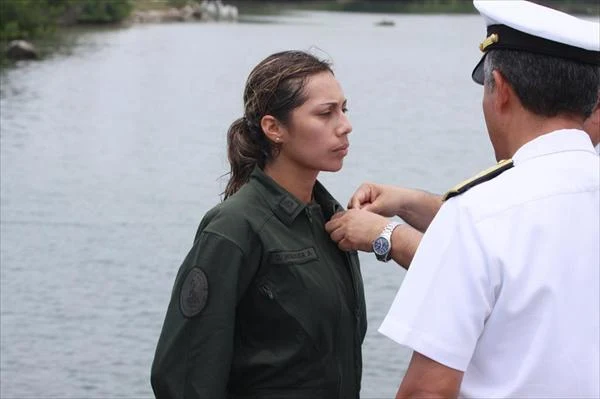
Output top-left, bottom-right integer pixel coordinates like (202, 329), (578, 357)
(348, 195), (361, 209)
(330, 211), (344, 221)
(325, 214), (342, 233)
(338, 238), (355, 252)
(348, 185), (373, 209)
(329, 226), (347, 244)
(363, 203), (374, 212)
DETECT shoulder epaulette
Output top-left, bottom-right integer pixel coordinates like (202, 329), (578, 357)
(442, 159), (514, 201)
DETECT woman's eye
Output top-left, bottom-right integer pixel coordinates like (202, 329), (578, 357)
(342, 107), (348, 113)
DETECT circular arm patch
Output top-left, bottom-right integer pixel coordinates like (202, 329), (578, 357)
(179, 267), (208, 318)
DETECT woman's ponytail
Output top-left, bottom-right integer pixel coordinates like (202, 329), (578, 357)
(223, 117), (268, 199)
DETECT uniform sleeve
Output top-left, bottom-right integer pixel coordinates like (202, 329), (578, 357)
(378, 199), (495, 371)
(151, 230), (256, 399)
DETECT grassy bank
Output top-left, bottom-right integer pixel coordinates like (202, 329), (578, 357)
(0, 0), (136, 65)
(1, 0), (135, 41)
(237, 1), (475, 15)
(233, 0), (599, 16)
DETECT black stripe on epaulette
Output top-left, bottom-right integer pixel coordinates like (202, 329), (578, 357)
(443, 159), (514, 201)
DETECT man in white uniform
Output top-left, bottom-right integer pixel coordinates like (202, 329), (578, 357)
(326, 1), (600, 397)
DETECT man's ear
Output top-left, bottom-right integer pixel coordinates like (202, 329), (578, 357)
(589, 101), (600, 127)
(492, 70), (513, 113)
(260, 115), (284, 144)
(583, 100), (600, 146)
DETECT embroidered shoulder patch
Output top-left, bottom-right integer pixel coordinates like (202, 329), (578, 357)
(179, 267), (208, 318)
(442, 159), (514, 201)
(269, 248), (318, 265)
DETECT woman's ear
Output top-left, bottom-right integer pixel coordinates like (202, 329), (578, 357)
(260, 115), (284, 144)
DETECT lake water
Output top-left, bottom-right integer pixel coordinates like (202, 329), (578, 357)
(0, 10), (495, 398)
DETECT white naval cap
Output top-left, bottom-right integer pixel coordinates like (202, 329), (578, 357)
(471, 0), (600, 84)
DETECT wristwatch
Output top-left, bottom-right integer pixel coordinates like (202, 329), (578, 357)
(372, 221), (402, 262)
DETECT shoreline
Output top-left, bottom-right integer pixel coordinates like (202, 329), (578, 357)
(2, 0), (597, 64)
(233, 0), (599, 16)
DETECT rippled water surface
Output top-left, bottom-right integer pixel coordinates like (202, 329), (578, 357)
(1, 10), (494, 398)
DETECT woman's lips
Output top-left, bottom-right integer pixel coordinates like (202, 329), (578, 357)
(333, 144), (349, 156)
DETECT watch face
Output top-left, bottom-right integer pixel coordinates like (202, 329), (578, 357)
(373, 237), (390, 256)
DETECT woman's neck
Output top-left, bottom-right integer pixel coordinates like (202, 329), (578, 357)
(263, 162), (317, 204)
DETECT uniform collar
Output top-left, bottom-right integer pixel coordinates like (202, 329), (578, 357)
(249, 166), (343, 226)
(512, 129), (596, 165)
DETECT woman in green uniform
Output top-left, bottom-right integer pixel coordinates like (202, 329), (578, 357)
(151, 50), (367, 399)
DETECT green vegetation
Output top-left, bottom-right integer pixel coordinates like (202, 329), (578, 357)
(534, 0), (598, 15)
(132, 0), (195, 10)
(1, 0), (63, 41)
(272, 0), (476, 14)
(0, 0), (596, 62)
(233, 0), (599, 16)
(166, 0), (194, 8)
(74, 0), (133, 24)
(2, 0), (596, 42)
(1, 0), (133, 42)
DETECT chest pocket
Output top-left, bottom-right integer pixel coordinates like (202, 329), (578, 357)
(256, 247), (340, 352)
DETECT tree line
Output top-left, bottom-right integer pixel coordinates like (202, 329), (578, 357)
(1, 0), (597, 43)
(1, 0), (139, 42)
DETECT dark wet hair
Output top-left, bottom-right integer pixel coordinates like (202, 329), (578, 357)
(483, 49), (599, 119)
(223, 50), (333, 199)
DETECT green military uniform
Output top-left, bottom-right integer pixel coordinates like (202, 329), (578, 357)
(151, 167), (367, 399)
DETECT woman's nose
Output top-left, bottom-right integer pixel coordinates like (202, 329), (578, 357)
(338, 112), (352, 136)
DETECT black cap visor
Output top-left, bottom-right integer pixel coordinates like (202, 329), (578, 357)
(471, 55), (486, 85)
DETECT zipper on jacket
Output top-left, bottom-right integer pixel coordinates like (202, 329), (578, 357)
(344, 253), (361, 314)
(307, 204), (344, 398)
(345, 250), (363, 395)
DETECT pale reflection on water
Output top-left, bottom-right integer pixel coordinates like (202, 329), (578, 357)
(0, 10), (493, 398)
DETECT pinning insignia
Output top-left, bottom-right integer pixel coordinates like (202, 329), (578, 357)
(179, 267), (208, 318)
(443, 159), (514, 201)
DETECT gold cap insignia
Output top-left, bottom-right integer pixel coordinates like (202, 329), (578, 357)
(479, 33), (499, 52)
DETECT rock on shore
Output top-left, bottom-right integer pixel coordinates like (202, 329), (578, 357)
(6, 40), (39, 60)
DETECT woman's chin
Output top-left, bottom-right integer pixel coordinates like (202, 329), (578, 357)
(323, 161), (344, 173)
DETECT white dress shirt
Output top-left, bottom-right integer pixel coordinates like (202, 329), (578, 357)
(379, 129), (600, 398)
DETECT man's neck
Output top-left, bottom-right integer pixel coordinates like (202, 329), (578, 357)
(495, 112), (584, 160)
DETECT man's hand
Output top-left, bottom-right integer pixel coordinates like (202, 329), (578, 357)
(348, 182), (442, 233)
(325, 209), (389, 252)
(347, 182), (405, 216)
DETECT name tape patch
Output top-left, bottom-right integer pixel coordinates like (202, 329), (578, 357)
(269, 248), (318, 265)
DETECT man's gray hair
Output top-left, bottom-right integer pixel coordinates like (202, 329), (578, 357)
(483, 49), (599, 118)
